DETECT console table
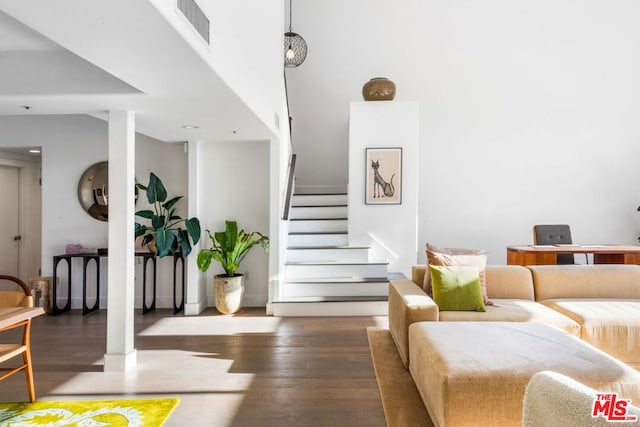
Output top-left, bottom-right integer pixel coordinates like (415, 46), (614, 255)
(507, 244), (640, 266)
(51, 252), (185, 315)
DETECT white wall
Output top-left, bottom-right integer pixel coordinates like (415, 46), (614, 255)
(287, 0), (640, 264)
(134, 135), (189, 308)
(208, 0), (285, 136)
(153, 0), (286, 138)
(348, 102), (419, 277)
(0, 115), (189, 308)
(196, 140), (270, 307)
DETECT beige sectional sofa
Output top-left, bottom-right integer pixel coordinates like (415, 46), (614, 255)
(529, 264), (640, 368)
(389, 264), (640, 368)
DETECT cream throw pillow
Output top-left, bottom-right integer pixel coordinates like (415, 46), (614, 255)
(424, 243), (492, 306)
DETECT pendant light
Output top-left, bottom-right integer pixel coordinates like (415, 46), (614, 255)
(284, 0), (307, 68)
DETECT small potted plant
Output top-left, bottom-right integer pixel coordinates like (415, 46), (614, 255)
(197, 220), (269, 314)
(135, 172), (201, 257)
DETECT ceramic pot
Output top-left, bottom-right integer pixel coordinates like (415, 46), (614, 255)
(214, 274), (244, 314)
(146, 236), (157, 254)
(362, 77), (396, 101)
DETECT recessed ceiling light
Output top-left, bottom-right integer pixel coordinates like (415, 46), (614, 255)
(182, 125), (199, 129)
(28, 149), (40, 154)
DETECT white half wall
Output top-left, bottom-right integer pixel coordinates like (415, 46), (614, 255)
(196, 140), (270, 307)
(348, 102), (419, 278)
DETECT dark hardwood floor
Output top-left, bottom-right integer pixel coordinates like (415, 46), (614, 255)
(0, 308), (389, 426)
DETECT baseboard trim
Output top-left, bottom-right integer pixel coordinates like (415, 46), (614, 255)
(184, 299), (207, 315)
(271, 301), (388, 317)
(295, 184), (347, 194)
(103, 349), (137, 372)
(54, 296), (189, 311)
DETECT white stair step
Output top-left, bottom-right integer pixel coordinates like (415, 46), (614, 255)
(290, 205), (347, 220)
(286, 246), (370, 263)
(281, 279), (388, 298)
(292, 193), (348, 206)
(284, 262), (388, 280)
(289, 219), (348, 233)
(288, 233), (348, 247)
(270, 301), (388, 317)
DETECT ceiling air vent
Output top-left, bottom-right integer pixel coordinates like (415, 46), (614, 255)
(177, 0), (210, 44)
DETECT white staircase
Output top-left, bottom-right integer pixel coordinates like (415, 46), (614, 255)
(272, 193), (392, 316)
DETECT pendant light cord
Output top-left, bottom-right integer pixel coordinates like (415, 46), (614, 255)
(288, 0), (293, 32)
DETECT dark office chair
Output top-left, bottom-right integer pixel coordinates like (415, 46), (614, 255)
(533, 224), (575, 264)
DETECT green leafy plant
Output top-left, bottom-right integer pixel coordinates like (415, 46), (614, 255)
(135, 172), (201, 257)
(197, 220), (269, 276)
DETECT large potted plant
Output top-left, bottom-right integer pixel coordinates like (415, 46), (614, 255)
(135, 172), (201, 257)
(197, 220), (269, 314)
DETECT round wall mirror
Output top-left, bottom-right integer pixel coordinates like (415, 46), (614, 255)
(78, 161), (109, 221)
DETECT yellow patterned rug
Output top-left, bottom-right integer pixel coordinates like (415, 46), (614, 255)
(0, 398), (178, 426)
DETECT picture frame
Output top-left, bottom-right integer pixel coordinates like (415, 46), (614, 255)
(365, 147), (402, 205)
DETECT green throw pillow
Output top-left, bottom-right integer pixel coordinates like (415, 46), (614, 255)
(429, 265), (486, 312)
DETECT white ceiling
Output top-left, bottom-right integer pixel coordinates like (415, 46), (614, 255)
(0, 1), (271, 144)
(0, 10), (61, 52)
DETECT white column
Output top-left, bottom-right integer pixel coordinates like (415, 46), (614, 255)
(104, 110), (137, 372)
(184, 140), (205, 315)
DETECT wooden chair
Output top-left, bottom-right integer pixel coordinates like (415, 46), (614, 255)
(0, 274), (38, 402)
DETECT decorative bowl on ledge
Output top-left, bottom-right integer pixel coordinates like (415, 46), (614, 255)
(362, 77), (396, 101)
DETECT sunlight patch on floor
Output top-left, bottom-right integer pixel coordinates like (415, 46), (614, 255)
(135, 349), (237, 372)
(43, 350), (256, 396)
(371, 316), (389, 329)
(138, 315), (282, 336)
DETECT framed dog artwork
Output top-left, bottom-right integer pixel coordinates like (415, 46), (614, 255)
(365, 147), (402, 205)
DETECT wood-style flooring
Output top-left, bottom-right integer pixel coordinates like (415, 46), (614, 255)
(0, 308), (389, 426)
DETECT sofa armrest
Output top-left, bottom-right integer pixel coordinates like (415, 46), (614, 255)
(388, 279), (439, 368)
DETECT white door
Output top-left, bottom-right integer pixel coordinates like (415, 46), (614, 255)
(0, 165), (20, 276)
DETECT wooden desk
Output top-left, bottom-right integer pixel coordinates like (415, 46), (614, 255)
(507, 245), (640, 266)
(0, 307), (45, 330)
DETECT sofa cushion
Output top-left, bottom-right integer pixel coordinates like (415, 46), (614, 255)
(438, 299), (581, 336)
(425, 244), (492, 305)
(541, 299), (640, 366)
(409, 322), (640, 427)
(485, 265), (535, 300)
(429, 265), (486, 312)
(529, 265), (640, 300)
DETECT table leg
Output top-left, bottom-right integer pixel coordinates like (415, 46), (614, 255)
(173, 254), (185, 314)
(142, 255), (157, 314)
(82, 256), (100, 314)
(52, 256), (72, 315)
